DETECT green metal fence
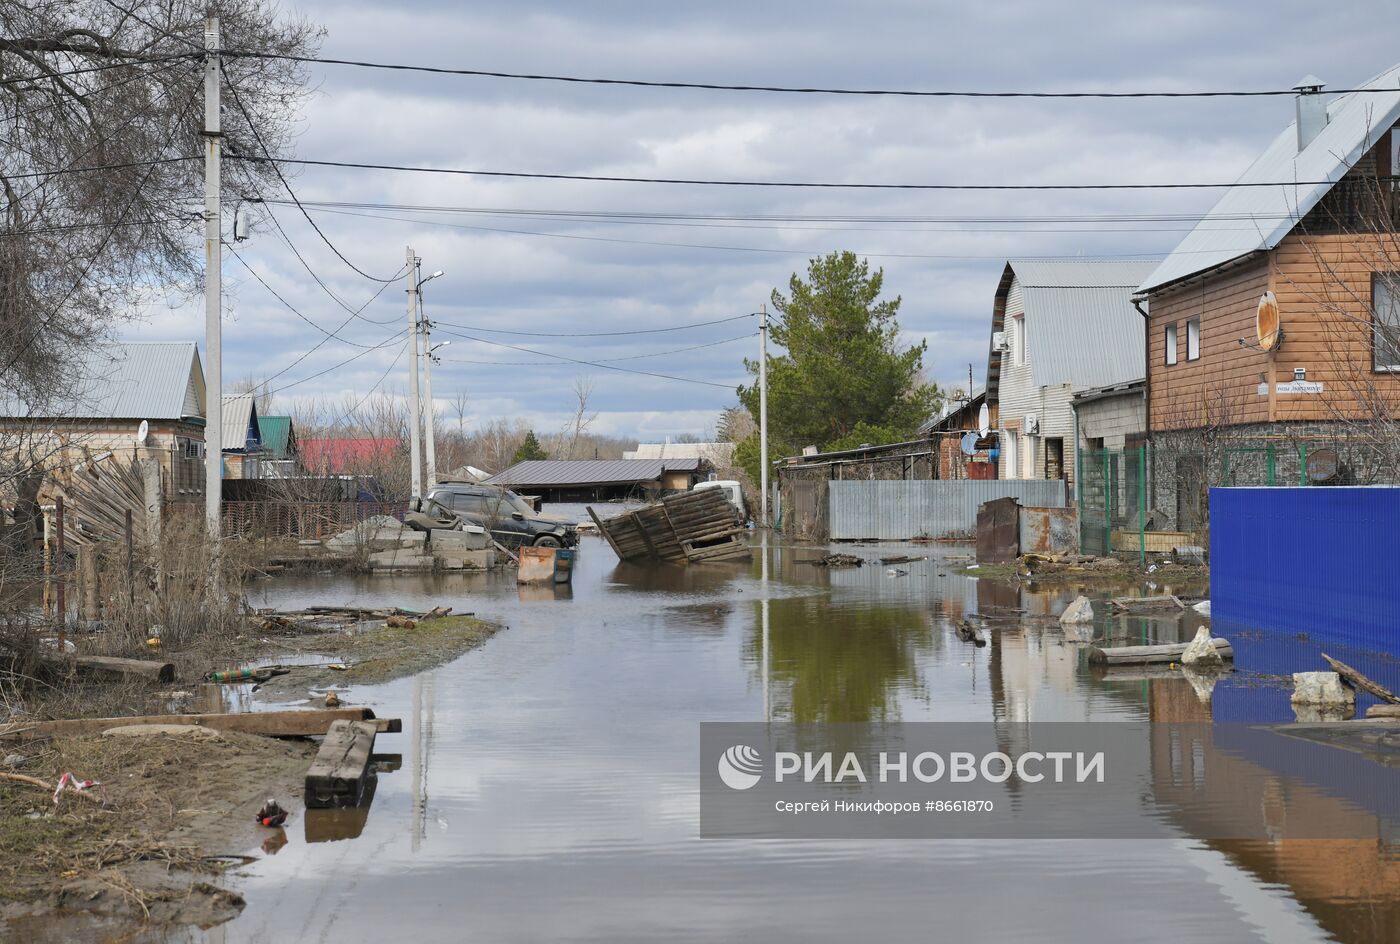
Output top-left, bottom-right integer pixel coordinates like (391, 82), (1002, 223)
(1077, 446), (1148, 563)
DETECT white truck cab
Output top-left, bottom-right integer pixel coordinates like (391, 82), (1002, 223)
(693, 479), (748, 522)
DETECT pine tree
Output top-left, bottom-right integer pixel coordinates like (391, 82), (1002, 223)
(513, 430), (549, 463)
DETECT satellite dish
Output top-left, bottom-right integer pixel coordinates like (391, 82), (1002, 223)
(959, 432), (980, 455)
(1305, 447), (1340, 483)
(135, 420), (149, 446)
(977, 403), (990, 438)
(1257, 291), (1282, 352)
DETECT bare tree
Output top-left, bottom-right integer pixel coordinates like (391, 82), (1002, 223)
(0, 1), (321, 405)
(558, 376), (597, 459)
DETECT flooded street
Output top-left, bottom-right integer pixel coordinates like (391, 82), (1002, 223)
(190, 535), (1396, 943)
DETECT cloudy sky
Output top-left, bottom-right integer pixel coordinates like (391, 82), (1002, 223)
(128, 0), (1400, 440)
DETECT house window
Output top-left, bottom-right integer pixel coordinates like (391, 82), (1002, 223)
(1165, 323), (1178, 365)
(1013, 314), (1026, 366)
(1374, 274), (1400, 371)
(1186, 318), (1201, 361)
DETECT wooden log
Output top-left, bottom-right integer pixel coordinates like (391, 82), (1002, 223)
(589, 506), (627, 559)
(304, 719), (377, 808)
(0, 707), (384, 740)
(1322, 653), (1400, 705)
(1109, 594), (1185, 612)
(39, 654), (176, 683)
(1087, 638), (1233, 665)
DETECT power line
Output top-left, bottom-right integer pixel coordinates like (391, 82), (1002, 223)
(314, 338), (412, 430)
(438, 331), (756, 365)
(230, 154), (1359, 191)
(433, 327), (738, 388)
(0, 55), (197, 126)
(0, 216), (191, 239)
(227, 242), (400, 349)
(0, 156), (199, 182)
(431, 311), (755, 338)
(265, 328), (410, 396)
(294, 203), (1215, 260)
(223, 51), (1387, 98)
(220, 63), (405, 284)
(265, 199), (1322, 224)
(0, 52), (196, 88)
(255, 207), (403, 324)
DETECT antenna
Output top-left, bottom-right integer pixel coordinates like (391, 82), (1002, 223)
(1256, 291), (1283, 352)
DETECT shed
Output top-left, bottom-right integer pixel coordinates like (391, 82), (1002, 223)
(484, 458), (711, 502)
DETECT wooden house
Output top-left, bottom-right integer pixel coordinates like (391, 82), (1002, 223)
(1137, 67), (1400, 530)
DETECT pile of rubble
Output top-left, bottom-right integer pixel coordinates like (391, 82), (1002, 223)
(324, 515), (496, 572)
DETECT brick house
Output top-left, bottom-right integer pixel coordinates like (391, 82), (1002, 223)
(1137, 67), (1400, 531)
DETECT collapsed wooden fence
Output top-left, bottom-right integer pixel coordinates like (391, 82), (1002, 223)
(589, 489), (749, 563)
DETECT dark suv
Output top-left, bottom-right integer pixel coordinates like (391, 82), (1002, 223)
(424, 483), (578, 548)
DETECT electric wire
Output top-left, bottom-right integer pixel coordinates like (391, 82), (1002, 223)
(437, 331), (756, 366)
(432, 326), (739, 388)
(229, 154), (1364, 192)
(315, 337), (413, 431)
(222, 51), (1386, 98)
(430, 311), (755, 338)
(220, 62), (405, 284)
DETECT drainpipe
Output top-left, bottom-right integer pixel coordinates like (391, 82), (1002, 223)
(1133, 297), (1152, 510)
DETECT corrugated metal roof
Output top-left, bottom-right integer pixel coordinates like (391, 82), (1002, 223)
(985, 260), (1158, 396)
(220, 394), (259, 452)
(0, 342), (203, 421)
(258, 415), (294, 458)
(1140, 64), (1400, 294)
(485, 459), (673, 488)
(1022, 284), (1148, 389)
(1008, 259), (1161, 289)
(624, 442), (736, 465)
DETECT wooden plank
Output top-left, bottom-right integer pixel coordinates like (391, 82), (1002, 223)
(1108, 594), (1185, 613)
(304, 719), (377, 808)
(1366, 704), (1400, 719)
(589, 506), (626, 559)
(1322, 653), (1400, 705)
(41, 655), (176, 683)
(1087, 638), (1233, 665)
(0, 707), (382, 740)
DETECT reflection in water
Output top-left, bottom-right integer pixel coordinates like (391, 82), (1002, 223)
(181, 536), (1400, 944)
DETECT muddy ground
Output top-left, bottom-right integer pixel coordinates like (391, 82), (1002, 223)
(0, 613), (500, 936)
(956, 556), (1209, 597)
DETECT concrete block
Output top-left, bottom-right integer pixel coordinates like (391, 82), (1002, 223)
(434, 548), (495, 570)
(367, 550), (433, 571)
(395, 531), (428, 550)
(1180, 626), (1223, 668)
(430, 527), (490, 551)
(1173, 545), (1207, 565)
(1291, 671), (1354, 707)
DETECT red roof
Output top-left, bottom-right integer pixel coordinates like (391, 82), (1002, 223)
(299, 437), (399, 474)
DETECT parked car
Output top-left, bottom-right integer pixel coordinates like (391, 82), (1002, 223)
(693, 479), (747, 522)
(423, 483), (579, 548)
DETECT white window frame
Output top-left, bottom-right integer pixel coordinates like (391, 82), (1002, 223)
(1375, 274), (1400, 372)
(1186, 318), (1201, 361)
(1012, 314), (1026, 366)
(1165, 323), (1178, 365)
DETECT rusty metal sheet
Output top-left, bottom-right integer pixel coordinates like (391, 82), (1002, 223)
(1019, 506), (1078, 556)
(976, 497), (1021, 563)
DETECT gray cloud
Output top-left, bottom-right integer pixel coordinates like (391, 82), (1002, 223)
(125, 0), (1400, 438)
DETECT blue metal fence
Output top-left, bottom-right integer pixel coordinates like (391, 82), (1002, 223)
(1210, 486), (1400, 654)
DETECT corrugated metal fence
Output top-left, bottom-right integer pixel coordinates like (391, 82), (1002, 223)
(829, 480), (1067, 541)
(1211, 486), (1400, 653)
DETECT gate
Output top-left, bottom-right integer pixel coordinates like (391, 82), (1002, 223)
(1078, 446), (1146, 560)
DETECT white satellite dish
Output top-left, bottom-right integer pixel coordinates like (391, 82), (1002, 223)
(959, 432), (980, 455)
(135, 419), (149, 446)
(977, 403), (990, 439)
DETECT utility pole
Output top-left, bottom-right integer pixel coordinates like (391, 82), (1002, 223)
(406, 248), (423, 502)
(203, 17), (222, 538)
(421, 305), (437, 489)
(759, 302), (769, 528)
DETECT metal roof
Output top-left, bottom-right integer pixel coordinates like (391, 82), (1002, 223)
(220, 394), (259, 452)
(1139, 63), (1400, 294)
(0, 341), (204, 421)
(484, 458), (699, 488)
(624, 441), (736, 465)
(258, 415), (294, 459)
(986, 260), (1158, 400)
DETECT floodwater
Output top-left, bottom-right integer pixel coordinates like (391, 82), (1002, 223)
(168, 534), (1397, 943)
